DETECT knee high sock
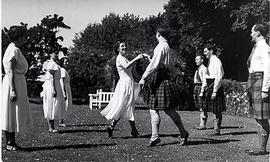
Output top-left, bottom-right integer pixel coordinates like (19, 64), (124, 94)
(165, 109), (186, 135)
(256, 119), (270, 151)
(150, 109), (160, 141)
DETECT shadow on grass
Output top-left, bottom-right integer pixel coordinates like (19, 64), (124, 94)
(205, 126), (244, 130)
(159, 138), (240, 146)
(117, 133), (179, 139)
(221, 131), (257, 136)
(58, 129), (107, 134)
(21, 143), (116, 152)
(65, 123), (108, 127)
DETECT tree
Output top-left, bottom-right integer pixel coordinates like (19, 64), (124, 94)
(1, 14), (71, 80)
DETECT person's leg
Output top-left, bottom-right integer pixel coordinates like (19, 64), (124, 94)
(164, 108), (189, 145)
(213, 113), (222, 135)
(5, 131), (11, 146)
(247, 119), (269, 155)
(196, 110), (208, 130)
(48, 119), (57, 132)
(59, 119), (66, 127)
(107, 119), (119, 138)
(128, 120), (139, 137)
(148, 109), (161, 146)
(5, 131), (18, 151)
(164, 109), (187, 135)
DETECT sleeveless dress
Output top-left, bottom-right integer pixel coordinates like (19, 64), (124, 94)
(2, 43), (33, 132)
(100, 54), (135, 121)
(60, 67), (72, 112)
(41, 60), (66, 120)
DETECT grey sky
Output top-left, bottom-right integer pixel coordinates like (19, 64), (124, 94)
(2, 0), (169, 47)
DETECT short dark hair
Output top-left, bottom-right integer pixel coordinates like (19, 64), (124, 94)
(254, 23), (269, 38)
(196, 54), (204, 60)
(156, 27), (170, 40)
(5, 26), (27, 42)
(59, 57), (68, 67)
(204, 43), (216, 53)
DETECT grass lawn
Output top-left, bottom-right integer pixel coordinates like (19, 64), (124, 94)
(2, 103), (270, 162)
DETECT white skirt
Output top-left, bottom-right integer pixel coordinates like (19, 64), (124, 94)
(100, 79), (135, 121)
(1, 74), (33, 132)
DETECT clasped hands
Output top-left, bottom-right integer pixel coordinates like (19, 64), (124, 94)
(199, 91), (217, 100)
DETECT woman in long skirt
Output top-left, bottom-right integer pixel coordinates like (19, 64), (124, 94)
(41, 53), (66, 132)
(59, 57), (72, 127)
(100, 41), (143, 138)
(2, 26), (33, 151)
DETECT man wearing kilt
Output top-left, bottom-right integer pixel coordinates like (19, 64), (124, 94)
(245, 23), (270, 156)
(203, 44), (225, 135)
(193, 55), (208, 130)
(139, 27), (189, 147)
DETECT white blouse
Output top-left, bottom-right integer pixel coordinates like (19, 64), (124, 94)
(141, 38), (171, 80)
(194, 64), (207, 93)
(249, 39), (270, 92)
(206, 55), (224, 93)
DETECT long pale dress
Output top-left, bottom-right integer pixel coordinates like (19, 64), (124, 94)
(60, 67), (72, 113)
(100, 54), (135, 121)
(41, 60), (66, 120)
(2, 43), (33, 132)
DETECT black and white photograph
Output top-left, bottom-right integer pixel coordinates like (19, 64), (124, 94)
(1, 0), (270, 161)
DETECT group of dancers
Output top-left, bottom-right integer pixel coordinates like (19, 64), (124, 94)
(2, 22), (270, 156)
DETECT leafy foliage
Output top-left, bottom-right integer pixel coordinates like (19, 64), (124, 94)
(1, 14), (71, 80)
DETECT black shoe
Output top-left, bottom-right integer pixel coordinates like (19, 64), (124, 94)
(107, 126), (113, 138)
(245, 149), (269, 156)
(147, 138), (161, 147)
(131, 130), (140, 138)
(179, 132), (189, 146)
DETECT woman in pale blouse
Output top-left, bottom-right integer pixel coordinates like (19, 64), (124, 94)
(245, 23), (270, 156)
(2, 26), (33, 151)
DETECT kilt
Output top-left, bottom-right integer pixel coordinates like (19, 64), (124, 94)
(247, 72), (270, 119)
(193, 84), (206, 111)
(204, 79), (226, 114)
(142, 66), (183, 110)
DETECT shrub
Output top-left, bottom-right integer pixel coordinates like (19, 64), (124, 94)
(222, 79), (248, 117)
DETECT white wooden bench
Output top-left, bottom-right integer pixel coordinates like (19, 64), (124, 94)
(89, 89), (114, 110)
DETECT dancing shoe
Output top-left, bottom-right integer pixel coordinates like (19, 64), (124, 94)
(179, 132), (189, 146)
(49, 129), (58, 133)
(245, 149), (269, 156)
(195, 126), (206, 130)
(147, 138), (161, 147)
(6, 144), (20, 151)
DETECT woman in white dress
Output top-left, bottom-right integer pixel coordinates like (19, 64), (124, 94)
(41, 53), (66, 132)
(100, 41), (143, 138)
(59, 57), (72, 127)
(2, 26), (33, 151)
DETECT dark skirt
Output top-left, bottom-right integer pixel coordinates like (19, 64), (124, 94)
(204, 79), (226, 114)
(247, 72), (270, 119)
(193, 84), (207, 111)
(142, 67), (183, 110)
